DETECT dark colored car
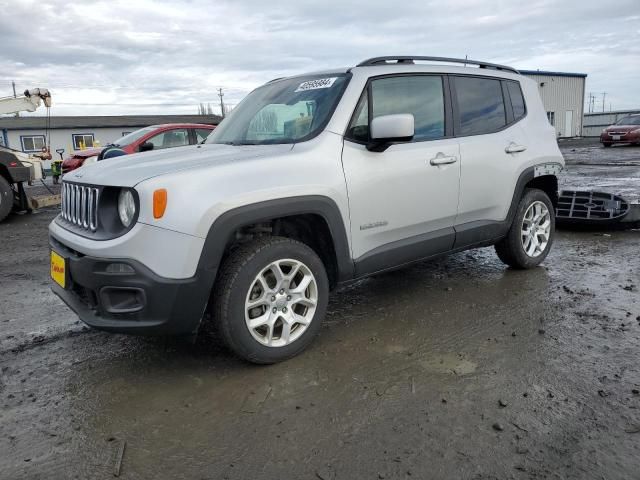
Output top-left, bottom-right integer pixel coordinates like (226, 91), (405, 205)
(600, 115), (640, 147)
(62, 123), (215, 173)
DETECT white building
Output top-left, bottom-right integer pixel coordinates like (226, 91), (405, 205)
(521, 70), (587, 138)
(0, 114), (220, 167)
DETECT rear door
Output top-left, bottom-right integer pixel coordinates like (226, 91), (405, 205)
(452, 75), (531, 245)
(341, 74), (460, 275)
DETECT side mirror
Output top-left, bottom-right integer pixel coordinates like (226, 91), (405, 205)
(139, 141), (154, 152)
(368, 114), (414, 152)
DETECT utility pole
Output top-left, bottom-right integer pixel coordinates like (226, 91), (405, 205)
(12, 80), (18, 117)
(218, 88), (225, 118)
(602, 92), (607, 113)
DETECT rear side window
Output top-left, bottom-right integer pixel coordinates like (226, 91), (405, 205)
(454, 76), (506, 136)
(195, 128), (212, 143)
(506, 81), (526, 120)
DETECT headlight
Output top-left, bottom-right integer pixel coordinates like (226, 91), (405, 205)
(82, 155), (98, 166)
(117, 189), (136, 227)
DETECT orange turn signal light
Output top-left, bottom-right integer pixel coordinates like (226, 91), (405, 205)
(153, 189), (167, 219)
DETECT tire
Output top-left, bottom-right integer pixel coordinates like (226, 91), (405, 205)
(495, 189), (555, 269)
(602, 142), (612, 148)
(0, 176), (13, 223)
(211, 236), (329, 364)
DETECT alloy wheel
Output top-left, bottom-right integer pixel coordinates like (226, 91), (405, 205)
(244, 259), (318, 347)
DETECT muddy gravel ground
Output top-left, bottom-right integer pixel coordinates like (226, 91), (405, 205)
(1, 140), (639, 479)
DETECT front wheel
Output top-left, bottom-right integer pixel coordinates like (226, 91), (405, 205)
(602, 142), (612, 148)
(495, 189), (555, 269)
(211, 236), (329, 364)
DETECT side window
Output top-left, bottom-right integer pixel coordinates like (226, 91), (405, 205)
(146, 129), (189, 149)
(195, 128), (212, 143)
(371, 76), (445, 141)
(506, 81), (526, 120)
(346, 91), (369, 142)
(454, 77), (506, 136)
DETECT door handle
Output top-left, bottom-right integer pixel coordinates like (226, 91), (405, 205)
(505, 143), (527, 154)
(429, 154), (458, 166)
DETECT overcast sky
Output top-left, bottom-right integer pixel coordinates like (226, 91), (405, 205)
(1, 0), (638, 117)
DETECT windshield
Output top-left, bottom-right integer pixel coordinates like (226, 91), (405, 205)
(206, 73), (350, 145)
(615, 116), (640, 126)
(112, 126), (156, 147)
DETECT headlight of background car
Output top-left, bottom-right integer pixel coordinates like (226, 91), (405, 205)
(82, 155), (98, 166)
(117, 189), (136, 227)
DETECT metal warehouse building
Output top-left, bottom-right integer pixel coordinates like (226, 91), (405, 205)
(521, 70), (587, 138)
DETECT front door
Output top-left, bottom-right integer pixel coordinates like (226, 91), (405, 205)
(341, 74), (460, 276)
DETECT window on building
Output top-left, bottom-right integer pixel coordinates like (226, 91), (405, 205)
(506, 81), (526, 120)
(72, 133), (95, 150)
(547, 112), (555, 126)
(121, 131), (132, 137)
(21, 135), (46, 152)
(146, 128), (189, 150)
(454, 76), (506, 136)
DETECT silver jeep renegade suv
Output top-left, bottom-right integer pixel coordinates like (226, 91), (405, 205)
(50, 56), (564, 363)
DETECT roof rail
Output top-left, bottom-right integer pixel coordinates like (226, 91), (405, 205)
(356, 56), (520, 74)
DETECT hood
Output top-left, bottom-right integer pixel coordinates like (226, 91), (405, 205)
(605, 125), (640, 132)
(65, 143), (294, 187)
(65, 147), (104, 160)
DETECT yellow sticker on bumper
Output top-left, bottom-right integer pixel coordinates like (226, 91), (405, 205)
(50, 250), (67, 288)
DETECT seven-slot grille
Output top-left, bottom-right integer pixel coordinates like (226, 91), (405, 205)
(61, 182), (99, 231)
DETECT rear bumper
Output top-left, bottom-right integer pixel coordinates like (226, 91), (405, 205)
(50, 236), (215, 336)
(7, 165), (31, 183)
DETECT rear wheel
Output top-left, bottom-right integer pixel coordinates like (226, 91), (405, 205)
(495, 189), (555, 269)
(0, 176), (13, 222)
(211, 236), (329, 364)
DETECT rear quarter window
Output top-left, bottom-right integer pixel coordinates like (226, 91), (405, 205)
(506, 81), (526, 120)
(453, 76), (506, 136)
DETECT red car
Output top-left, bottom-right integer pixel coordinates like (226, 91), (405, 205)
(62, 123), (215, 173)
(600, 114), (640, 147)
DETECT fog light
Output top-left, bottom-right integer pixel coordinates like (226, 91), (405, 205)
(99, 287), (146, 314)
(105, 263), (135, 274)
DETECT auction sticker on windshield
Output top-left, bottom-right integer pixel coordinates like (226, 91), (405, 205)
(295, 78), (337, 92)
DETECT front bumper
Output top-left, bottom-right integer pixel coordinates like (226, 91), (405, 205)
(600, 132), (640, 144)
(50, 236), (215, 336)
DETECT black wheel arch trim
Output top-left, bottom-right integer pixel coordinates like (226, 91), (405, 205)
(197, 195), (354, 283)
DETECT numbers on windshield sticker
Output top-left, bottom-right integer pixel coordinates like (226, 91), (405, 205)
(295, 77), (337, 93)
